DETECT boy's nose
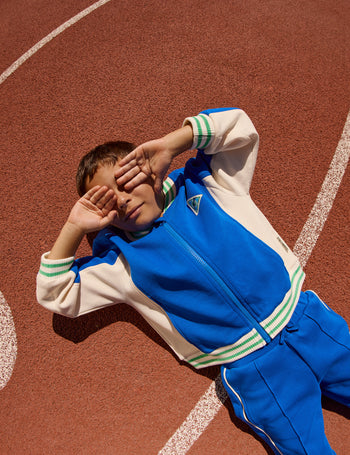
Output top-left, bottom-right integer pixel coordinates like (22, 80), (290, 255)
(116, 192), (130, 210)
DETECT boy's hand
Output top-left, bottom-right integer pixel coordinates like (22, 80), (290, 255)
(47, 186), (117, 260)
(67, 185), (117, 234)
(115, 138), (172, 193)
(115, 124), (193, 193)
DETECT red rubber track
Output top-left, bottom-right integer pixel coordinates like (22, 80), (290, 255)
(1, 1), (349, 453)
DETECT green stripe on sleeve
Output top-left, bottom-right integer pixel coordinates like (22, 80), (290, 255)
(39, 257), (74, 278)
(193, 116), (203, 148)
(40, 259), (74, 268)
(39, 268), (71, 278)
(162, 177), (176, 212)
(198, 114), (212, 148)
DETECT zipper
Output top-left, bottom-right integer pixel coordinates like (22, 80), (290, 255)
(164, 222), (271, 344)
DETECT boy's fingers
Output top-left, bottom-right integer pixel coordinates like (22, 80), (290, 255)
(99, 190), (116, 207)
(89, 186), (113, 207)
(118, 150), (136, 167)
(84, 185), (101, 198)
(114, 159), (138, 178)
(100, 209), (117, 228)
(86, 185), (109, 196)
(116, 166), (144, 186)
(108, 209), (117, 219)
(123, 173), (148, 191)
(103, 194), (117, 211)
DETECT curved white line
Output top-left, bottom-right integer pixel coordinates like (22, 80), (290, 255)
(0, 291), (17, 390)
(0, 0), (113, 86)
(0, 0), (113, 391)
(158, 110), (350, 454)
(0, 0), (113, 390)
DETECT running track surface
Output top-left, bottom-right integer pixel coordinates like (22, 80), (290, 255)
(1, 1), (349, 453)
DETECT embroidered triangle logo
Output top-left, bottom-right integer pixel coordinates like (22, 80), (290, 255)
(187, 195), (202, 215)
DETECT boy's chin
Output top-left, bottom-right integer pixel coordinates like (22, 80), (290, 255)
(110, 221), (153, 232)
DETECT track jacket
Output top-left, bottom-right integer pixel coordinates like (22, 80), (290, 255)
(37, 108), (305, 369)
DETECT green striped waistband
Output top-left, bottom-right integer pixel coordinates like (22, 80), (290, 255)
(187, 265), (305, 369)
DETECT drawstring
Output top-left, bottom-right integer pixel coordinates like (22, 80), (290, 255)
(279, 322), (299, 345)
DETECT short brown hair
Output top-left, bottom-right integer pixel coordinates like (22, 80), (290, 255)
(76, 141), (136, 196)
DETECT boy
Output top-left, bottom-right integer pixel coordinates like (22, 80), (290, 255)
(37, 108), (350, 454)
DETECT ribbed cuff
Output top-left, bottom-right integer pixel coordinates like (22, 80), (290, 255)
(183, 113), (214, 150)
(39, 252), (74, 278)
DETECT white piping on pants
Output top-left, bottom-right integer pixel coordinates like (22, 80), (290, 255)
(222, 367), (283, 455)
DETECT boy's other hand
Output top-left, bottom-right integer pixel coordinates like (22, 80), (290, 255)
(115, 124), (193, 193)
(47, 186), (117, 260)
(68, 186), (117, 234)
(115, 138), (172, 194)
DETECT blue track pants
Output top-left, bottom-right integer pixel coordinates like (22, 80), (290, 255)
(221, 291), (350, 454)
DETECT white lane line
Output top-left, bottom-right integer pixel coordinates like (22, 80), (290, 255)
(294, 110), (350, 268)
(158, 110), (350, 455)
(159, 377), (227, 455)
(0, 0), (113, 86)
(0, 292), (17, 390)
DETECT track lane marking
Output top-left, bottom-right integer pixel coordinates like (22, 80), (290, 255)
(0, 0), (113, 86)
(0, 292), (17, 390)
(0, 0), (114, 390)
(158, 110), (350, 454)
(294, 110), (350, 268)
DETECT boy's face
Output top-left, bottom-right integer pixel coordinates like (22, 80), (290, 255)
(85, 162), (164, 232)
